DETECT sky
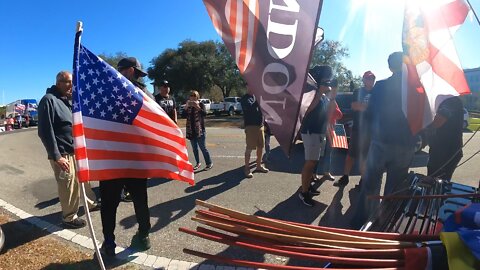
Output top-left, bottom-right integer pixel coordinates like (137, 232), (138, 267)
(0, 0), (479, 105)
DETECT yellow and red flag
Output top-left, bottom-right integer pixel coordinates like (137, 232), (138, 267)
(402, 0), (471, 135)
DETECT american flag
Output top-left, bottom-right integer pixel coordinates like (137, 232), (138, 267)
(15, 103), (25, 114)
(402, 0), (470, 135)
(327, 124), (348, 149)
(72, 45), (194, 185)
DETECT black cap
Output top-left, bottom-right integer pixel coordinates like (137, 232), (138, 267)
(151, 80), (169, 87)
(117, 57), (147, 77)
(309, 65), (333, 85)
(159, 80), (169, 87)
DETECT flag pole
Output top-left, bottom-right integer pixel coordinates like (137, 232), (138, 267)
(466, 0), (480, 27)
(73, 21), (106, 270)
(81, 183), (106, 270)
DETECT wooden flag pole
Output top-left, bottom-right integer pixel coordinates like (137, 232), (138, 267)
(74, 21), (106, 270)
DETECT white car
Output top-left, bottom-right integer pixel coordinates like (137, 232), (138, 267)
(179, 98), (212, 118)
(211, 97), (243, 116)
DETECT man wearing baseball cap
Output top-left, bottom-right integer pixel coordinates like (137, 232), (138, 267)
(117, 57), (154, 99)
(335, 70), (376, 187)
(153, 79), (177, 123)
(99, 57), (153, 256)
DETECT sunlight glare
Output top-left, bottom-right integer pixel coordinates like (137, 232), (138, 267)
(340, 0), (407, 77)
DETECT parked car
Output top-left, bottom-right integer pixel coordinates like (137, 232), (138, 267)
(335, 92), (354, 138)
(13, 115), (29, 129)
(179, 98), (212, 118)
(211, 97), (243, 116)
(464, 108), (469, 129)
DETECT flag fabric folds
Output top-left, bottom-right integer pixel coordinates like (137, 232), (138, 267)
(72, 45), (194, 185)
(440, 232), (477, 270)
(14, 103), (25, 114)
(327, 123), (348, 149)
(443, 203), (480, 260)
(202, 0), (323, 155)
(402, 0), (471, 135)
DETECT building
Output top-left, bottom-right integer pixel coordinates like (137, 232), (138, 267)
(464, 67), (480, 111)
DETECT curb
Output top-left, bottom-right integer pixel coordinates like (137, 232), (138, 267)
(0, 198), (253, 270)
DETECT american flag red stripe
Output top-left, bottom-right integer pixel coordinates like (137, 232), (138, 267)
(73, 103), (194, 184)
(327, 124), (348, 149)
(72, 44), (194, 185)
(206, 0), (258, 73)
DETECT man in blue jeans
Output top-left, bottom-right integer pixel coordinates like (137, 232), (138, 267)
(352, 52), (415, 228)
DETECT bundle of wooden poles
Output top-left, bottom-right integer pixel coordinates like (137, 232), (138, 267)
(180, 200), (443, 270)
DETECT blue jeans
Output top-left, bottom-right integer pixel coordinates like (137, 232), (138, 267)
(190, 133), (212, 165)
(354, 140), (415, 225)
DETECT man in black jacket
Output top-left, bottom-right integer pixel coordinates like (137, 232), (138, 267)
(154, 80), (177, 123)
(98, 57), (152, 257)
(38, 71), (99, 229)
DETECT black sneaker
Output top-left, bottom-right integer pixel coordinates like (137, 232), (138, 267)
(321, 173), (335, 181)
(193, 163), (202, 170)
(204, 163), (213, 171)
(100, 240), (116, 257)
(89, 202), (101, 212)
(121, 190), (132, 202)
(309, 186), (320, 196)
(130, 232), (151, 251)
(333, 175), (349, 187)
(62, 218), (86, 229)
(298, 192), (315, 207)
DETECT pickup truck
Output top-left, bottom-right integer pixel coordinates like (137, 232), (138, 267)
(210, 97), (243, 116)
(179, 98), (212, 118)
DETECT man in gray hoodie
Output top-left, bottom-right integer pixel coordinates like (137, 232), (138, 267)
(38, 71), (99, 229)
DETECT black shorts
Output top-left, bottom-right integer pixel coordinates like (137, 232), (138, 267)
(348, 130), (370, 159)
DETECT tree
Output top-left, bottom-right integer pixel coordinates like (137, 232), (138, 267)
(211, 42), (245, 98)
(310, 40), (361, 92)
(98, 52), (128, 68)
(148, 40), (245, 100)
(98, 52), (146, 84)
(148, 40), (218, 100)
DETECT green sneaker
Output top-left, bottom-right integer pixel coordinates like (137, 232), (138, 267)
(130, 232), (151, 251)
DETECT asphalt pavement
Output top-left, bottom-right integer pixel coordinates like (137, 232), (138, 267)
(0, 126), (479, 265)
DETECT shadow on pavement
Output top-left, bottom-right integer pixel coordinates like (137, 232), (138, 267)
(0, 212), (64, 252)
(119, 166), (248, 233)
(35, 197), (60, 210)
(318, 185), (360, 229)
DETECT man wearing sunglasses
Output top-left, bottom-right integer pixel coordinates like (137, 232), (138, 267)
(298, 65), (333, 207)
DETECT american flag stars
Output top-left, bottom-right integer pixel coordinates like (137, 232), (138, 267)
(73, 45), (143, 124)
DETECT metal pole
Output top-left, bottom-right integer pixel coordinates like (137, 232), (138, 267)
(74, 21), (106, 270)
(81, 183), (106, 270)
(466, 0), (480, 27)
